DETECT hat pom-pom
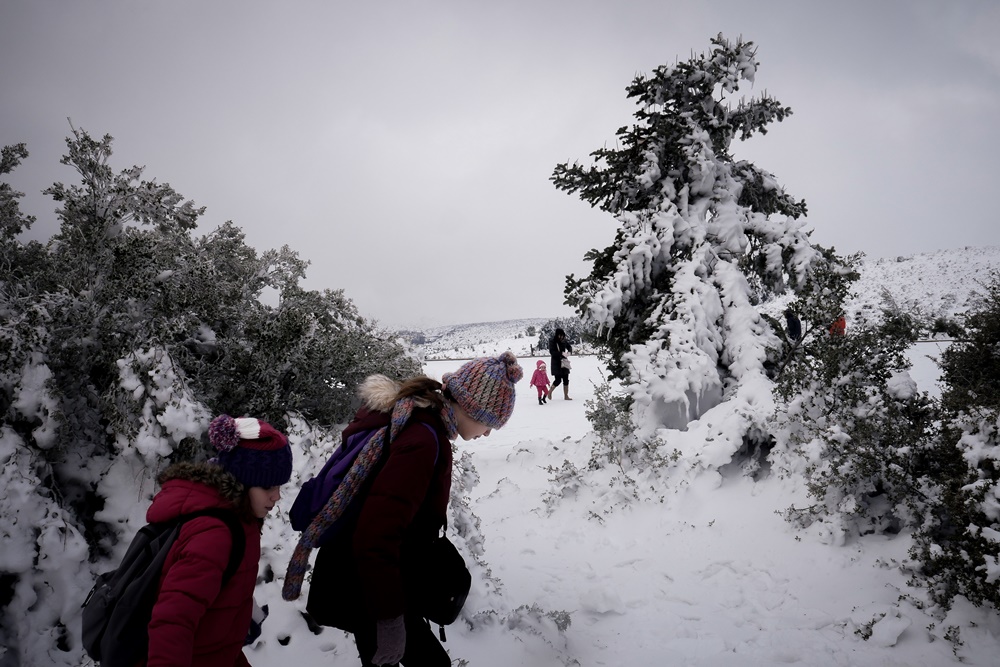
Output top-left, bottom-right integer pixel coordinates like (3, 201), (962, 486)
(500, 351), (523, 384)
(209, 414), (240, 453)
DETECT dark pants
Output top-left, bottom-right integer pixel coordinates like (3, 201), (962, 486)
(551, 369), (569, 389)
(354, 613), (450, 667)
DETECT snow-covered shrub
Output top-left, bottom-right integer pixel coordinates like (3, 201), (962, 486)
(584, 382), (634, 469)
(535, 317), (593, 354)
(0, 130), (419, 664)
(938, 273), (1000, 418)
(0, 427), (92, 667)
(552, 34), (823, 444)
(771, 262), (935, 542)
(541, 459), (586, 515)
(911, 272), (1000, 610)
(584, 381), (668, 475)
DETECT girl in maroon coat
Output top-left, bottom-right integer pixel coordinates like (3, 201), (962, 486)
(144, 416), (292, 667)
(301, 352), (523, 667)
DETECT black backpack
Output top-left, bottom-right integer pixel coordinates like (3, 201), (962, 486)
(81, 508), (246, 667)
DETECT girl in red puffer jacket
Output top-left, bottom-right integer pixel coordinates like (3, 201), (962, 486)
(144, 416), (292, 667)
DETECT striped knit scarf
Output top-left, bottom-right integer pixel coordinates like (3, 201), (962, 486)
(282, 397), (457, 601)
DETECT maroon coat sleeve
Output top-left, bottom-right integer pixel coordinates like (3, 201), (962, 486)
(147, 518), (233, 667)
(352, 421), (438, 620)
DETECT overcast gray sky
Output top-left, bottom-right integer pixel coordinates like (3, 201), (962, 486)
(2, 1), (998, 328)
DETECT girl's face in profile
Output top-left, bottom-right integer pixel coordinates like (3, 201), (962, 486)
(249, 485), (281, 518)
(454, 404), (492, 441)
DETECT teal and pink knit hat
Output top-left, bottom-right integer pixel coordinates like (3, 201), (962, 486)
(442, 351), (523, 429)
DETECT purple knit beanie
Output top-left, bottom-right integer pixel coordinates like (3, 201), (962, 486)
(209, 415), (293, 488)
(442, 351), (523, 430)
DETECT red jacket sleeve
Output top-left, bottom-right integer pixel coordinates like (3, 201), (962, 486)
(147, 518), (233, 667)
(352, 421), (438, 620)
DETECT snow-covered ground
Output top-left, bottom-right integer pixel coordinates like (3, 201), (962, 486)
(246, 354), (1000, 667)
(27, 244), (993, 667)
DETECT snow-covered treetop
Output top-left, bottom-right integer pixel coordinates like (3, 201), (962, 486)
(552, 33), (828, 434)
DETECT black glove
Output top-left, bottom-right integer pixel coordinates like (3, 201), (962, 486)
(244, 600), (269, 646)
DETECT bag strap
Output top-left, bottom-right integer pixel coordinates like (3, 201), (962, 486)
(175, 508), (246, 585)
(417, 421), (441, 466)
(416, 421), (451, 536)
(411, 421), (453, 640)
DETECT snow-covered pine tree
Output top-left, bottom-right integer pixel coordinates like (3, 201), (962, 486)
(552, 34), (822, 437)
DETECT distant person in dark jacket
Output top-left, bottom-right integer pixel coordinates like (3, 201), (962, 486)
(784, 308), (802, 342)
(547, 328), (573, 401)
(299, 352), (523, 667)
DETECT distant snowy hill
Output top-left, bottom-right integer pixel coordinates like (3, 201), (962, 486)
(401, 318), (553, 360)
(401, 246), (1000, 360)
(848, 245), (1000, 324)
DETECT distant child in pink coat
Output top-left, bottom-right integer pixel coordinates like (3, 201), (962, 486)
(529, 360), (551, 405)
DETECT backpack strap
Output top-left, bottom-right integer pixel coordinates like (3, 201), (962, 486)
(418, 421), (441, 466)
(176, 508), (246, 586)
(416, 421), (449, 535)
(414, 421), (462, 640)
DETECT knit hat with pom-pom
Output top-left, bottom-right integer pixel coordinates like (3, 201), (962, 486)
(208, 415), (292, 488)
(442, 351), (523, 430)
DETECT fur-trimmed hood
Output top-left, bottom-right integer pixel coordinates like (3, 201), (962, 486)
(147, 461), (244, 523)
(359, 374), (437, 412)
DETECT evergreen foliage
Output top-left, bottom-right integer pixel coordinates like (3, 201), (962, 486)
(535, 317), (590, 351)
(769, 252), (941, 542)
(910, 272), (1000, 610)
(584, 382), (636, 470)
(551, 34), (822, 431)
(939, 274), (1000, 415)
(772, 302), (933, 539)
(0, 129), (419, 661)
(771, 263), (1000, 612)
(583, 381), (671, 477)
(0, 143), (36, 240)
